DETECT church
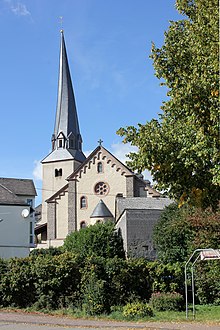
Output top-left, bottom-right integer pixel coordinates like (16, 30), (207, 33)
(35, 30), (172, 258)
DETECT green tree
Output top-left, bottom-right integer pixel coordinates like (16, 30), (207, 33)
(63, 222), (125, 259)
(153, 204), (220, 263)
(117, 0), (219, 209)
(153, 204), (193, 263)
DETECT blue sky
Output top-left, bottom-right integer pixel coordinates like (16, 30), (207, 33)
(0, 0), (182, 204)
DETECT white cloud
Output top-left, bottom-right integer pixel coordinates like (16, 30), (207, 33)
(33, 160), (42, 181)
(110, 142), (138, 165)
(110, 142), (152, 183)
(4, 0), (31, 16)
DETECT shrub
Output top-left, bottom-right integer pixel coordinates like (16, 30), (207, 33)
(123, 302), (153, 319)
(30, 247), (62, 257)
(149, 292), (184, 311)
(33, 253), (81, 310)
(79, 256), (108, 315)
(148, 261), (184, 295)
(63, 222), (125, 259)
(0, 257), (36, 308)
(195, 261), (220, 305)
(0, 258), (8, 306)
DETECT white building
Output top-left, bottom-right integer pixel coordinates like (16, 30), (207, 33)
(0, 178), (37, 259)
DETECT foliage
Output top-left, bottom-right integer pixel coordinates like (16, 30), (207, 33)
(0, 251), (218, 314)
(123, 302), (153, 319)
(153, 204), (193, 263)
(0, 258), (9, 306)
(33, 252), (81, 310)
(104, 257), (152, 305)
(148, 261), (184, 294)
(117, 0), (219, 209)
(0, 257), (36, 308)
(187, 207), (220, 250)
(79, 256), (109, 315)
(149, 292), (184, 311)
(153, 204), (220, 263)
(30, 246), (62, 257)
(63, 222), (125, 259)
(195, 261), (220, 305)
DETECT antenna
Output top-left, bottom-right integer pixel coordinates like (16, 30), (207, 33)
(21, 209), (30, 218)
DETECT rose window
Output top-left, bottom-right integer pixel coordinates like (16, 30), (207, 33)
(94, 182), (109, 196)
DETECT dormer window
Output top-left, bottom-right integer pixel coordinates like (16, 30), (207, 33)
(58, 139), (63, 148)
(97, 162), (103, 173)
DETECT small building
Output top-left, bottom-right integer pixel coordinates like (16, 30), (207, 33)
(0, 178), (37, 259)
(115, 197), (172, 259)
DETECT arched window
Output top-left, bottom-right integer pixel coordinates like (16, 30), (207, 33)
(80, 196), (87, 208)
(80, 221), (86, 229)
(55, 168), (62, 177)
(97, 162), (103, 173)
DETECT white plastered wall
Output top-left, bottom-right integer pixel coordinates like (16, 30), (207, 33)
(41, 159), (80, 225)
(76, 156), (127, 229)
(0, 204), (32, 259)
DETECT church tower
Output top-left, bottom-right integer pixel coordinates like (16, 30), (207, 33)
(41, 30), (86, 224)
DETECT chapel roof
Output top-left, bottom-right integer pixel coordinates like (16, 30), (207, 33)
(54, 30), (81, 140)
(67, 145), (133, 181)
(42, 30), (86, 164)
(42, 148), (85, 163)
(90, 199), (113, 218)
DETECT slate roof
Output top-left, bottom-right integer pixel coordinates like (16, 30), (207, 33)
(42, 30), (86, 164)
(0, 178), (37, 197)
(0, 184), (28, 205)
(42, 148), (86, 163)
(90, 199), (113, 218)
(54, 30), (81, 141)
(116, 197), (173, 219)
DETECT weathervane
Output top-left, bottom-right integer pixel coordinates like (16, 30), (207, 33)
(98, 139), (103, 146)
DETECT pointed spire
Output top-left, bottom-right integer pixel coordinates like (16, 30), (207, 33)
(53, 30), (83, 153)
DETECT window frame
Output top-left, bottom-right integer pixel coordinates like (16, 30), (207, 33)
(80, 196), (87, 209)
(94, 181), (110, 196)
(97, 162), (103, 173)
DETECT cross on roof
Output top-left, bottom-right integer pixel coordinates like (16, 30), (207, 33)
(98, 139), (103, 146)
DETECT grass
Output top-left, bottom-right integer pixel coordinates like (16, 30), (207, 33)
(3, 304), (220, 324)
(152, 305), (220, 323)
(24, 304), (220, 323)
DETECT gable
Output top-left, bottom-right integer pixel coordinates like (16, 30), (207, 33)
(68, 146), (133, 182)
